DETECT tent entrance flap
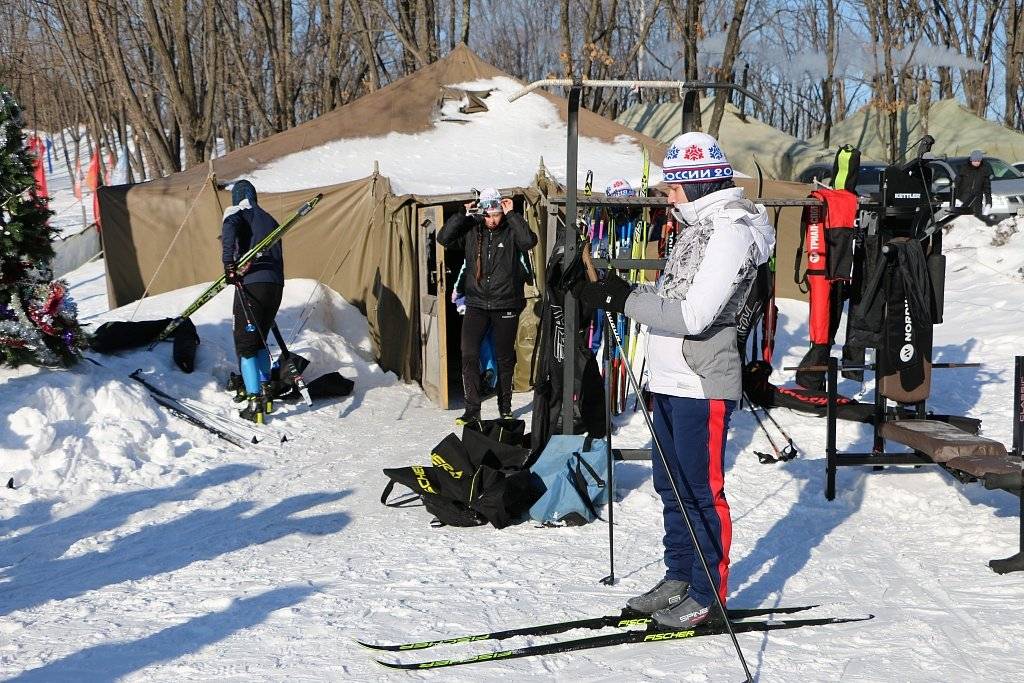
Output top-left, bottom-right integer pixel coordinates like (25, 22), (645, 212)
(418, 205), (450, 409)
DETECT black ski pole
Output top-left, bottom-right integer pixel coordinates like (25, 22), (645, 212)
(234, 282), (280, 402)
(632, 355), (647, 412)
(600, 328), (616, 586)
(748, 400), (783, 464)
(757, 401), (797, 461)
(601, 309), (753, 683)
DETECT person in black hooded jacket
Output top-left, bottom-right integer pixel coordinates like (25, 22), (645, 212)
(438, 187), (538, 424)
(222, 179), (283, 424)
(955, 150), (993, 221)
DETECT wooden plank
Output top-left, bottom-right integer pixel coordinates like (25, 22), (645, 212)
(879, 420), (1008, 463)
(433, 207), (449, 409)
(416, 206), (447, 408)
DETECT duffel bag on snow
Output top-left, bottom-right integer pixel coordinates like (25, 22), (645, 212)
(462, 420), (532, 471)
(91, 317), (200, 374)
(381, 465), (486, 528)
(464, 417), (527, 445)
(529, 434), (610, 526)
(380, 429), (542, 529)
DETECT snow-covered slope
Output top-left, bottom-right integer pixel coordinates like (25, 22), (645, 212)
(1, 216), (1022, 680)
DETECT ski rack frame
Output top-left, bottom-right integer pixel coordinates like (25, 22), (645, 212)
(544, 193), (828, 442)
(510, 77), (767, 439)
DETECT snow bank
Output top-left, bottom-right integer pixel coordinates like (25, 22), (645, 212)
(242, 77), (663, 195)
(943, 213), (1024, 283)
(0, 278), (389, 502)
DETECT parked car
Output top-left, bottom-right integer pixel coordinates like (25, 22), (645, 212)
(925, 156), (1024, 222)
(795, 161), (889, 198)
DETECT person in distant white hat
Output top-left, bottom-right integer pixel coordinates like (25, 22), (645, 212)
(605, 178), (636, 197)
(580, 132), (775, 630)
(955, 150), (993, 221)
(438, 187), (538, 425)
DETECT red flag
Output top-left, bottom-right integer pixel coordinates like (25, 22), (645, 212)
(27, 136), (49, 199)
(86, 146), (102, 229)
(85, 146), (101, 193)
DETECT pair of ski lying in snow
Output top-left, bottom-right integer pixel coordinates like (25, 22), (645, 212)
(357, 605), (873, 670)
(129, 369), (288, 448)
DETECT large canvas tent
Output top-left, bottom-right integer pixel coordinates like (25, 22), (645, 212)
(793, 98), (1024, 171)
(98, 46), (668, 402)
(99, 45), (811, 406)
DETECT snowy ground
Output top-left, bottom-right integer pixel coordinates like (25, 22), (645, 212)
(2, 217), (1023, 681)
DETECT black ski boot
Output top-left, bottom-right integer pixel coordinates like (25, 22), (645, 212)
(652, 595), (714, 629)
(455, 407), (481, 426)
(227, 372), (247, 403)
(625, 579), (689, 615)
(260, 380), (275, 415)
(239, 395), (265, 424)
(498, 391), (513, 420)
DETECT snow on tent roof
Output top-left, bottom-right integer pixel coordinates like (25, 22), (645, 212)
(241, 76), (663, 195)
(617, 99), (810, 181)
(794, 99), (1024, 172)
(199, 43), (667, 194)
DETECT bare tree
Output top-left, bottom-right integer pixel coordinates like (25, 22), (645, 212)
(1006, 0), (1024, 127)
(707, 0), (749, 139)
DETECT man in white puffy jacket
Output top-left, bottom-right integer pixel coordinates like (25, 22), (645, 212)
(580, 132), (775, 629)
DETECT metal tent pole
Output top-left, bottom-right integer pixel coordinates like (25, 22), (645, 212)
(560, 82), (582, 436)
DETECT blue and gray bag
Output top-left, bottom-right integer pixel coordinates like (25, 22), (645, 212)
(528, 435), (610, 526)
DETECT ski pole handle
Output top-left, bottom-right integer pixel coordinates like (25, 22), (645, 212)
(298, 193), (323, 216)
(581, 240), (599, 283)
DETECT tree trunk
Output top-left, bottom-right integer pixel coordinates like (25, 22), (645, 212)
(821, 0), (837, 149)
(1006, 1), (1024, 126)
(415, 0), (432, 63)
(707, 0), (748, 139)
(348, 0), (381, 91)
(683, 0), (702, 131)
(969, 1), (1000, 117)
(917, 68), (931, 134)
(559, 0), (573, 77)
(460, 0), (471, 45)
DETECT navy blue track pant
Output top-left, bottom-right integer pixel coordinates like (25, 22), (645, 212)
(651, 394), (735, 607)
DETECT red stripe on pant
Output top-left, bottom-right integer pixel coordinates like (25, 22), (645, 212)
(706, 399), (732, 605)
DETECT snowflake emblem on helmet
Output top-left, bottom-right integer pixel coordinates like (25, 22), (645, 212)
(683, 145), (704, 161)
(708, 144), (724, 160)
(666, 145), (680, 160)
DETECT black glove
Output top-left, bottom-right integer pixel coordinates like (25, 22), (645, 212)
(580, 273), (632, 314)
(224, 262), (240, 285)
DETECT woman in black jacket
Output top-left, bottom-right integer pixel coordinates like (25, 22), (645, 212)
(437, 188), (538, 424)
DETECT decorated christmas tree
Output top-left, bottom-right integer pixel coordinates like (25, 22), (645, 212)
(0, 86), (86, 367)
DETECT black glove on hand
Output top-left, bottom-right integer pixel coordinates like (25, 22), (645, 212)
(224, 262), (240, 285)
(580, 273), (632, 314)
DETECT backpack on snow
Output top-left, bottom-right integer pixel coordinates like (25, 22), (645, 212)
(528, 434), (610, 526)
